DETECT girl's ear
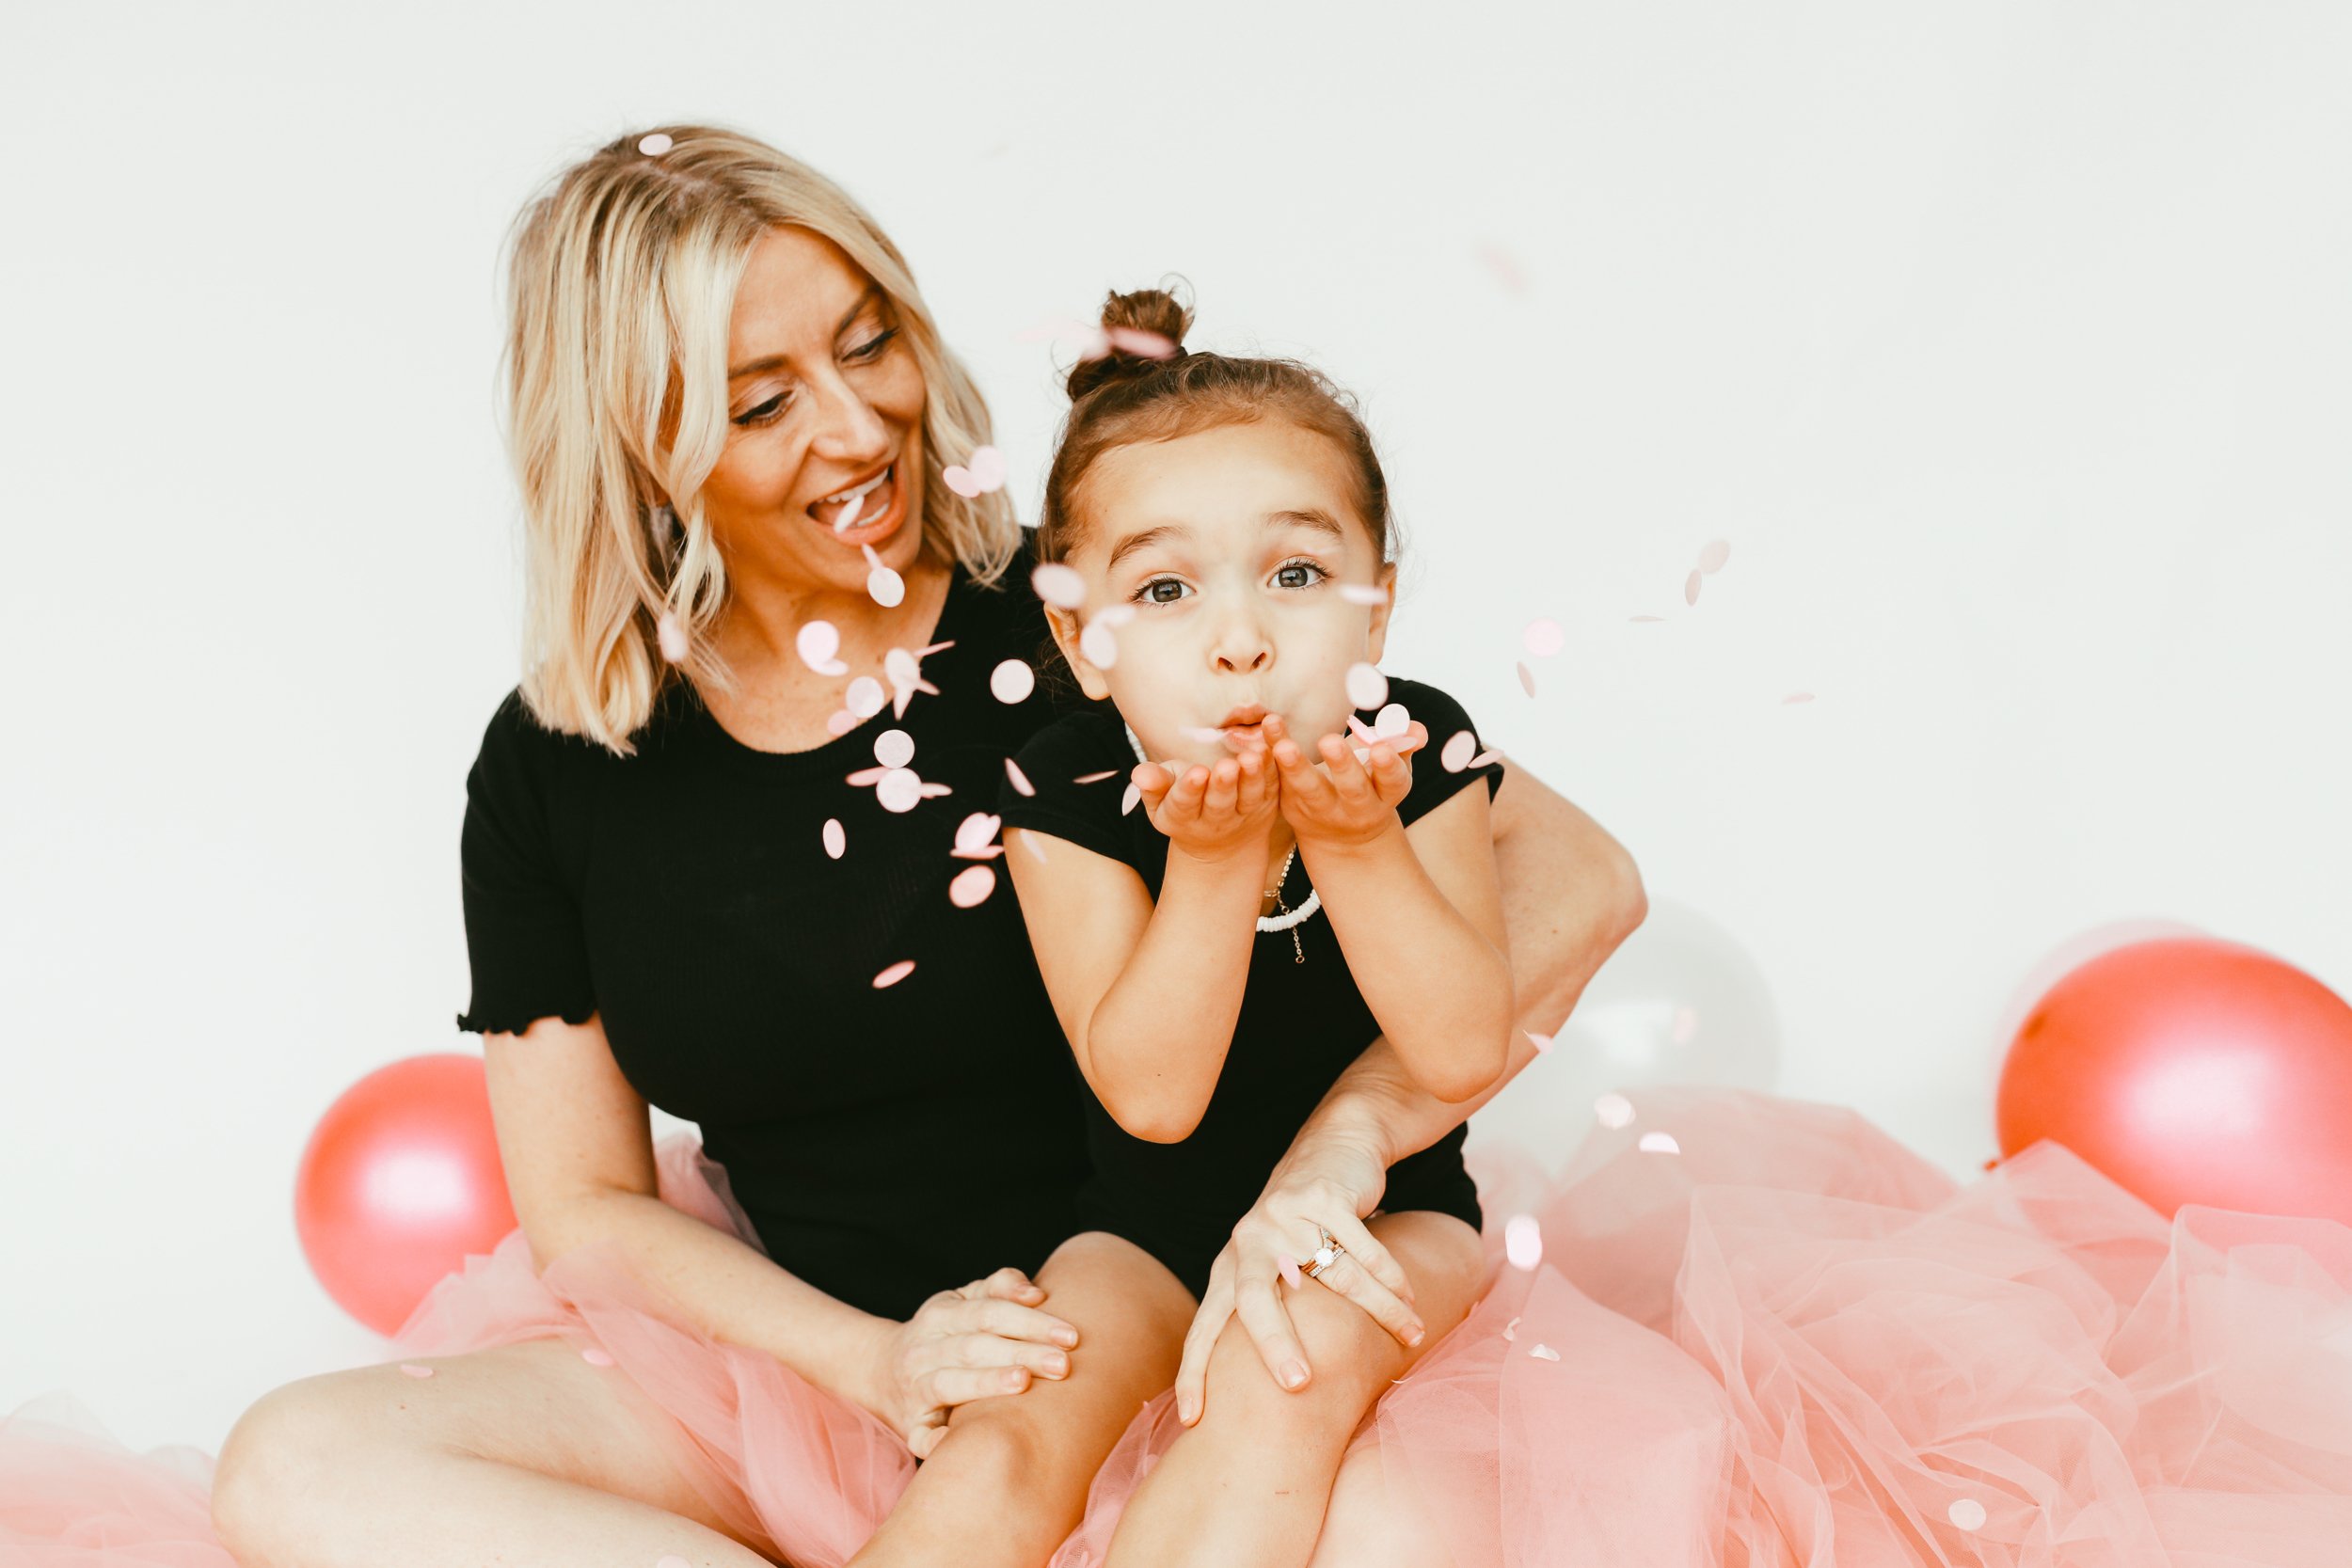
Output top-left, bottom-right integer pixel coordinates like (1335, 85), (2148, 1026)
(1362, 560), (1399, 666)
(1044, 604), (1115, 701)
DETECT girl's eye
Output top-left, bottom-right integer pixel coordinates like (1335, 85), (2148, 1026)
(1274, 560), (1327, 590)
(1136, 577), (1191, 606)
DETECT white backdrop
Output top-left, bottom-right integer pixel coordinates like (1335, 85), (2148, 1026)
(5, 0), (2347, 1456)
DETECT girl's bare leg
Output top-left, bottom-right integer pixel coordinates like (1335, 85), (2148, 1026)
(1104, 1212), (1485, 1568)
(211, 1336), (782, 1568)
(847, 1230), (1196, 1568)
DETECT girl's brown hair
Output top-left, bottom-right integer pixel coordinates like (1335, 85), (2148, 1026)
(1034, 283), (1405, 570)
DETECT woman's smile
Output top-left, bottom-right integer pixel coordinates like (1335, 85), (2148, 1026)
(808, 459), (909, 548)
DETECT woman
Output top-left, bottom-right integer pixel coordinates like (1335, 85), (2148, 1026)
(184, 124), (1643, 1568)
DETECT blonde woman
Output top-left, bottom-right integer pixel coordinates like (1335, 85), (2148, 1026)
(6, 125), (1643, 1568)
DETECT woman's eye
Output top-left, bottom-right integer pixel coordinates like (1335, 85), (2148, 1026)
(1274, 561), (1327, 590)
(1136, 578), (1190, 605)
(849, 326), (899, 361)
(735, 392), (789, 427)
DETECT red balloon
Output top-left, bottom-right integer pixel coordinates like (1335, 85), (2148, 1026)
(294, 1053), (518, 1335)
(1996, 936), (2352, 1225)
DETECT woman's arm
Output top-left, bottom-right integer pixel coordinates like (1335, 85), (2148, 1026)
(485, 1011), (1079, 1456)
(1170, 755), (1646, 1422)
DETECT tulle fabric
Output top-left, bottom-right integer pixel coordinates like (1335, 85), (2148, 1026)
(8, 1088), (2352, 1567)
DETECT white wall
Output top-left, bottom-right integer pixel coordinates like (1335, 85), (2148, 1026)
(5, 0), (2346, 1456)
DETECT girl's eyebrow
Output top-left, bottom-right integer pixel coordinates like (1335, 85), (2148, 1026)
(1103, 509), (1344, 574)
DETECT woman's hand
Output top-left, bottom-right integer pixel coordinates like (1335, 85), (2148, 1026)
(856, 1266), (1081, 1458)
(1170, 1132), (1426, 1427)
(1133, 745), (1278, 866)
(1261, 713), (1425, 851)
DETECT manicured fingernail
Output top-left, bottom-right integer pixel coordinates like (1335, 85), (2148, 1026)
(1406, 1324), (1426, 1347)
(1280, 1361), (1308, 1389)
(1178, 1397), (1197, 1423)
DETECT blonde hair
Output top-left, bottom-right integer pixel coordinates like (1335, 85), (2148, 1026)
(500, 122), (1021, 755)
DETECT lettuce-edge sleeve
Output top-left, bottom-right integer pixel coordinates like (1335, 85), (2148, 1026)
(453, 688), (597, 1037)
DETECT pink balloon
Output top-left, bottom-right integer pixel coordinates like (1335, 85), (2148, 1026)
(294, 1053), (518, 1336)
(1995, 936), (2352, 1224)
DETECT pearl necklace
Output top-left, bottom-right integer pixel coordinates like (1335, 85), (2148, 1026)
(1123, 721), (1320, 962)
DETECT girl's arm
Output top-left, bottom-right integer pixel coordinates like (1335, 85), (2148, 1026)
(1264, 714), (1515, 1104)
(1004, 746), (1279, 1143)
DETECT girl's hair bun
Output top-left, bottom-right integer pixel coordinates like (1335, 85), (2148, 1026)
(1065, 285), (1195, 402)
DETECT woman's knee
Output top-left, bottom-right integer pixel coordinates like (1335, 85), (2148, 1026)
(1203, 1286), (1399, 1422)
(211, 1369), (382, 1555)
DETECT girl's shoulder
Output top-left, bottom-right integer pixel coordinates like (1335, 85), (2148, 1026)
(997, 705), (1138, 865)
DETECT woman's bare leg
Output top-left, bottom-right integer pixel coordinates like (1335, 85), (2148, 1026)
(847, 1231), (1196, 1568)
(1104, 1212), (1485, 1568)
(211, 1337), (782, 1568)
(1304, 1439), (1459, 1568)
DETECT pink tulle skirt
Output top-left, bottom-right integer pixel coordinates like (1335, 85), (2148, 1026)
(8, 1086), (2352, 1567)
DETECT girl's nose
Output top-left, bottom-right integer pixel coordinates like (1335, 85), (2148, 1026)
(1213, 615), (1273, 675)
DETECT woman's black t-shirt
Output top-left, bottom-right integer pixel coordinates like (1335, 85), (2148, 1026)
(454, 529), (1096, 1322)
(993, 679), (1502, 1299)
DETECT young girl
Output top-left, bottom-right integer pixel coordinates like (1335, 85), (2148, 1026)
(995, 287), (1515, 1568)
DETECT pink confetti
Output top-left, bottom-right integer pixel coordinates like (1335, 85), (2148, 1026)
(656, 610), (688, 663)
(1473, 240), (1531, 294)
(821, 818), (846, 860)
(1120, 782), (1141, 816)
(845, 676), (887, 719)
(1671, 1004), (1698, 1045)
(875, 768), (924, 814)
(1277, 1252), (1303, 1289)
(1339, 581), (1390, 607)
(943, 445), (1009, 498)
(398, 1362), (435, 1378)
(1073, 769), (1119, 784)
(1503, 1214), (1543, 1271)
(1594, 1092), (1635, 1129)
(882, 646), (943, 719)
(1783, 691), (1815, 705)
(1697, 538), (1731, 575)
(637, 133), (674, 156)
(1005, 757), (1036, 798)
(1948, 1499), (1988, 1531)
(1522, 617), (1565, 657)
(1076, 325), (1180, 362)
(1529, 1343), (1562, 1362)
(1525, 1029), (1554, 1053)
(1467, 748), (1502, 768)
(1516, 661), (1535, 698)
(1683, 570), (1702, 607)
(1502, 1316), (1520, 1342)
(1629, 613), (1665, 624)
(1637, 1131), (1681, 1155)
(796, 620), (846, 675)
(873, 958), (916, 989)
(990, 658), (1036, 704)
(1018, 830), (1046, 863)
(874, 728), (915, 769)
(580, 1347), (615, 1368)
(1079, 618), (1120, 670)
(1030, 562), (1087, 609)
(952, 812), (1004, 859)
(1440, 730), (1477, 773)
(867, 563), (905, 608)
(825, 708), (860, 736)
(1344, 661), (1388, 710)
(948, 864), (997, 908)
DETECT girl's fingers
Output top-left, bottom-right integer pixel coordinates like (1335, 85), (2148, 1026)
(1320, 734), (1376, 805)
(1202, 757), (1240, 817)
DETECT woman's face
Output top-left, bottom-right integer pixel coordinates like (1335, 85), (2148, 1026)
(695, 226), (929, 602)
(1050, 419), (1395, 768)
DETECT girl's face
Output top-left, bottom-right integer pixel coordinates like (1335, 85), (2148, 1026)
(693, 226), (930, 601)
(1048, 419), (1396, 768)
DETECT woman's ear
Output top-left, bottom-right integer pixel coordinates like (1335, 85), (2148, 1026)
(1362, 561), (1399, 666)
(1043, 605), (1115, 701)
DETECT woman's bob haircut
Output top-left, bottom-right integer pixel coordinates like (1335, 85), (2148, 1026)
(500, 122), (1020, 755)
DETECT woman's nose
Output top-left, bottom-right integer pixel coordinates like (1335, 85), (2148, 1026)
(807, 372), (890, 463)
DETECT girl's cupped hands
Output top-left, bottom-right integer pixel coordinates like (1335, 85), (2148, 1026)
(1260, 711), (1426, 850)
(1131, 743), (1279, 863)
(859, 1266), (1081, 1458)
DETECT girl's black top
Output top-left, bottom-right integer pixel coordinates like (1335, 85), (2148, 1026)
(994, 679), (1502, 1299)
(454, 529), (1097, 1322)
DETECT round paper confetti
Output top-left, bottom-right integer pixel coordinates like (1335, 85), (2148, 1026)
(1522, 617), (1565, 657)
(1120, 781), (1141, 816)
(1947, 1498), (1987, 1530)
(1344, 661), (1388, 710)
(1528, 1343), (1562, 1362)
(821, 818), (845, 860)
(580, 1347), (615, 1368)
(1503, 1214), (1543, 1271)
(1339, 581), (1389, 606)
(1594, 1092), (1635, 1129)
(1277, 1252), (1303, 1289)
(796, 620), (842, 673)
(873, 959), (915, 989)
(1697, 538), (1731, 574)
(1525, 1030), (1555, 1053)
(867, 565), (905, 608)
(876, 768), (923, 813)
(1079, 618), (1120, 670)
(1637, 1131), (1681, 1155)
(948, 864), (997, 908)
(845, 676), (887, 718)
(1005, 757), (1036, 797)
(1515, 661), (1535, 697)
(990, 658), (1036, 704)
(1502, 1315), (1520, 1342)
(825, 708), (860, 736)
(656, 610), (688, 663)
(1683, 570), (1702, 607)
(638, 133), (675, 156)
(1031, 562), (1087, 609)
(1784, 691), (1815, 705)
(1440, 730), (1477, 773)
(953, 813), (1002, 856)
(874, 728), (915, 768)
(398, 1363), (435, 1378)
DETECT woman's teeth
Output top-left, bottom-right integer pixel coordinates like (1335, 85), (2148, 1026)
(814, 466), (893, 531)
